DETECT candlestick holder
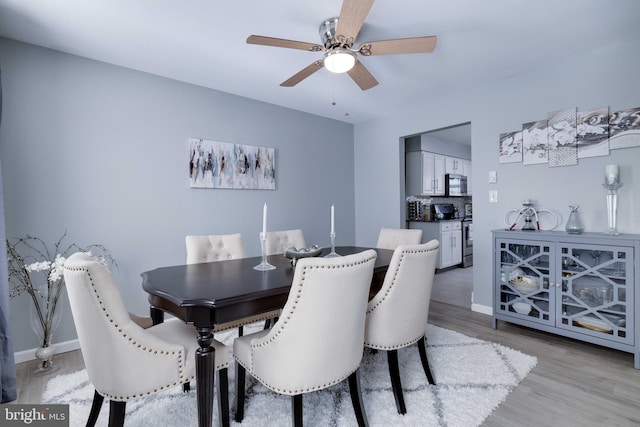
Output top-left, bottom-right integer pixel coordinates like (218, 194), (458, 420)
(603, 180), (622, 235)
(254, 232), (276, 270)
(325, 232), (340, 257)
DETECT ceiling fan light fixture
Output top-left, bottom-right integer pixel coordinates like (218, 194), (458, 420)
(323, 48), (356, 73)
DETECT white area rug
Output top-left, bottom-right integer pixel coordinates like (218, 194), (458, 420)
(42, 324), (537, 426)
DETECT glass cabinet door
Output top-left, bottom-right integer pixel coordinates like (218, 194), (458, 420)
(496, 239), (553, 325)
(557, 244), (633, 344)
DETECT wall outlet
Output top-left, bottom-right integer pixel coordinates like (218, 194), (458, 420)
(489, 171), (497, 183)
(489, 190), (498, 203)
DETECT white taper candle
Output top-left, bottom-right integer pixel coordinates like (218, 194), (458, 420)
(262, 203), (267, 235)
(331, 204), (335, 234)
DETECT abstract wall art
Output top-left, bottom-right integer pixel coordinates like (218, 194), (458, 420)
(498, 105), (640, 167)
(188, 138), (276, 189)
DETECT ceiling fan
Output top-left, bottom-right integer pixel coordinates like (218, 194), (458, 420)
(246, 0), (437, 91)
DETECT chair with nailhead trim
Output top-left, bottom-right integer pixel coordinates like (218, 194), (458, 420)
(263, 229), (306, 255)
(63, 252), (230, 427)
(364, 240), (439, 415)
(233, 250), (377, 427)
(185, 233), (281, 334)
(375, 228), (423, 250)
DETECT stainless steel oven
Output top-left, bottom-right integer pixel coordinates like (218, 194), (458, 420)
(462, 219), (473, 267)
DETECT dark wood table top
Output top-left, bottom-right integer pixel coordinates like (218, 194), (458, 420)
(141, 246), (394, 327)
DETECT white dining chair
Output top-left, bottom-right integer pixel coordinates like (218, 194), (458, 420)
(63, 252), (230, 427)
(233, 250), (377, 426)
(185, 233), (247, 264)
(263, 229), (306, 255)
(186, 233), (280, 333)
(376, 228), (423, 250)
(364, 240), (439, 415)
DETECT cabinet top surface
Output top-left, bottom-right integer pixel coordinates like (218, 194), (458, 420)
(492, 229), (640, 244)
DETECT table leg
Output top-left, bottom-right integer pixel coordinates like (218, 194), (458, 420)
(196, 326), (216, 427)
(150, 307), (164, 325)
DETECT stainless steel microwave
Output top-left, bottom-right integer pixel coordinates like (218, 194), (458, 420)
(445, 174), (468, 197)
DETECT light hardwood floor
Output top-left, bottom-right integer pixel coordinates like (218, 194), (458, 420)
(11, 266), (640, 425)
(432, 265), (474, 308)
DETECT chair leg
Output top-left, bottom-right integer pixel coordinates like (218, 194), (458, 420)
(86, 390), (104, 427)
(107, 400), (126, 427)
(387, 350), (406, 415)
(234, 362), (246, 422)
(291, 395), (303, 427)
(183, 382), (191, 392)
(217, 368), (230, 427)
(418, 335), (436, 385)
(348, 369), (369, 427)
(238, 325), (244, 337)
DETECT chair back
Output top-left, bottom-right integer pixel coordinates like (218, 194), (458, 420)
(376, 228), (423, 250)
(64, 252), (190, 399)
(365, 240), (439, 349)
(185, 233), (246, 264)
(263, 229), (306, 255)
(246, 250), (376, 394)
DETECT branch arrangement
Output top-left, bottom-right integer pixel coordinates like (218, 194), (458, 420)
(7, 230), (115, 349)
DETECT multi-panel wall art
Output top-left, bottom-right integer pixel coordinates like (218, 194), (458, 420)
(499, 106), (640, 165)
(188, 138), (276, 189)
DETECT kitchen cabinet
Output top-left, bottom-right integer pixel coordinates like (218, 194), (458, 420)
(445, 157), (463, 175)
(406, 151), (471, 197)
(492, 229), (640, 368)
(409, 220), (461, 269)
(445, 157), (472, 195)
(406, 151), (445, 196)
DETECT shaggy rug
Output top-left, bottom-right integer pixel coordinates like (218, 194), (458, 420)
(42, 324), (537, 426)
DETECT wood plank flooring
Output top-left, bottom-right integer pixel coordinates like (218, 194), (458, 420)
(11, 266), (640, 425)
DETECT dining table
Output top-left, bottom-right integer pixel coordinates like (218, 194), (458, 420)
(140, 246), (394, 427)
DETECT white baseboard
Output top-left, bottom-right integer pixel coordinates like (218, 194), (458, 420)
(471, 303), (493, 316)
(14, 339), (81, 364)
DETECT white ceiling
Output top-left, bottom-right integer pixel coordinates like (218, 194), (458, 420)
(0, 0), (638, 124)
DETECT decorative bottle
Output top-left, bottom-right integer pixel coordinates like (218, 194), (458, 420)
(565, 205), (584, 234)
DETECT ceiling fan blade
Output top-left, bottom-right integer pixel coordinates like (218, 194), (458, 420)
(280, 61), (324, 87)
(247, 35), (323, 52)
(336, 0), (374, 43)
(357, 36), (437, 56)
(347, 61), (378, 90)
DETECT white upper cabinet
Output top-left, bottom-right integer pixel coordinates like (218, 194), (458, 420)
(406, 151), (470, 196)
(445, 157), (464, 175)
(406, 151), (445, 196)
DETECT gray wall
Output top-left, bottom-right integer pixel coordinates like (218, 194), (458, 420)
(0, 38), (355, 353)
(354, 35), (640, 311)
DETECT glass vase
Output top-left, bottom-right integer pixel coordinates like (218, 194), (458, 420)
(30, 290), (63, 376)
(565, 206), (584, 234)
(605, 188), (619, 235)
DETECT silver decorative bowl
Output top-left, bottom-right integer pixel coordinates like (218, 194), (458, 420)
(284, 245), (322, 266)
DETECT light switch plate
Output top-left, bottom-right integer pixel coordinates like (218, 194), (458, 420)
(489, 171), (497, 183)
(489, 190), (498, 203)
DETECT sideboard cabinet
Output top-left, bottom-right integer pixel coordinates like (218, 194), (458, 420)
(492, 229), (640, 368)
